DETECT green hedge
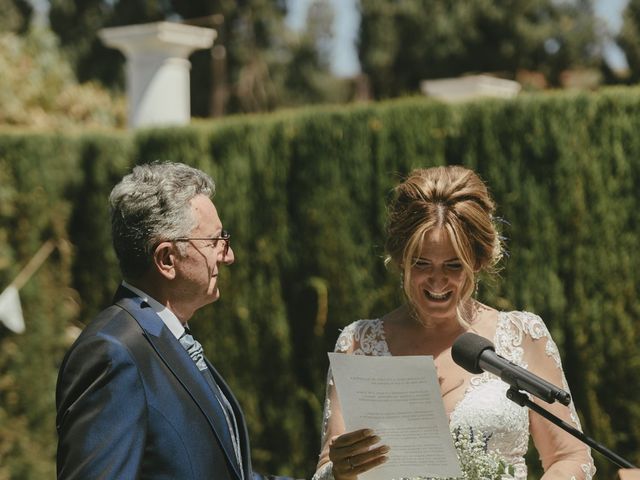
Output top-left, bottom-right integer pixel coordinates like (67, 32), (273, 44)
(1, 88), (639, 479)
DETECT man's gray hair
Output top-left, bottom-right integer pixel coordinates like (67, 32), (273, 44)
(109, 161), (215, 279)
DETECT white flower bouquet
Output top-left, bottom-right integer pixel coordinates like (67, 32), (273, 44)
(403, 426), (514, 480)
(449, 426), (514, 480)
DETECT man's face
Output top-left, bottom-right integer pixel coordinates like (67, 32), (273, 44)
(173, 194), (234, 313)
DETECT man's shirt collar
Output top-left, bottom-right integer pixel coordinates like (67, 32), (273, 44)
(121, 280), (186, 339)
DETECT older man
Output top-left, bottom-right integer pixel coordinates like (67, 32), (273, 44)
(56, 162), (283, 479)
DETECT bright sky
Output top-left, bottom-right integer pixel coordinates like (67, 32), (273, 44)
(286, 0), (630, 77)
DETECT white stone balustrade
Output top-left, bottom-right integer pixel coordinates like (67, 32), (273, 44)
(421, 75), (521, 103)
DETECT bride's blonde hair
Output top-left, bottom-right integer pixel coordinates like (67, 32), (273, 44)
(384, 165), (503, 325)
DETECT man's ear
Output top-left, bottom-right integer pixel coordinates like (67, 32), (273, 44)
(153, 242), (177, 280)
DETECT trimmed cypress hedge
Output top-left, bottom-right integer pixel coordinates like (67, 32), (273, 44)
(1, 88), (639, 479)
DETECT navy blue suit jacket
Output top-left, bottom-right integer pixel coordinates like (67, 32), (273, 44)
(56, 286), (268, 480)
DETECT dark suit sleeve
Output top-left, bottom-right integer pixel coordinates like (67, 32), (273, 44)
(56, 333), (147, 480)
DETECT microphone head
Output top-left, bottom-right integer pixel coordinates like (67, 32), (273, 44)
(452, 332), (495, 374)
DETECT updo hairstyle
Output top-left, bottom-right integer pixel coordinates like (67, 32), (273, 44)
(384, 165), (503, 322)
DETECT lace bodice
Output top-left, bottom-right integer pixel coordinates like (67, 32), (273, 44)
(312, 311), (595, 480)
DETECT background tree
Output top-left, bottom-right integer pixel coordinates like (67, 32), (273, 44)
(0, 0), (32, 33)
(617, 0), (640, 83)
(48, 0), (168, 88)
(0, 26), (124, 128)
(171, 0), (291, 114)
(275, 0), (352, 109)
(47, 0), (344, 116)
(168, 0), (349, 113)
(357, 0), (605, 99)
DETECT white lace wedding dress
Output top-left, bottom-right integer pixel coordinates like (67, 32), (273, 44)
(312, 311), (595, 480)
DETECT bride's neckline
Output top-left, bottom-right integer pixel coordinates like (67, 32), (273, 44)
(369, 312), (507, 417)
(379, 302), (499, 357)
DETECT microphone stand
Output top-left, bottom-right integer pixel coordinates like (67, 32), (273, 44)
(506, 387), (637, 469)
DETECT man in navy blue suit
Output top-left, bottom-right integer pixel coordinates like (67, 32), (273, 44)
(56, 161), (288, 479)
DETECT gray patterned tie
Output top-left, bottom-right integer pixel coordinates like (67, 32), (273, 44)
(179, 330), (208, 371)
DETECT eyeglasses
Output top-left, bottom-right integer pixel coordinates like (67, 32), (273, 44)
(172, 230), (231, 257)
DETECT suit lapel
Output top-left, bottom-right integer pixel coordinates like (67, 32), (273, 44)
(206, 358), (253, 476)
(115, 291), (243, 480)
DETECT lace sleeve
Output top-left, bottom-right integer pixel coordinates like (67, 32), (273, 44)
(311, 322), (366, 480)
(502, 312), (596, 480)
(312, 462), (334, 480)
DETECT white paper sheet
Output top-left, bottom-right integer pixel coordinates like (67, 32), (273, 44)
(328, 353), (462, 480)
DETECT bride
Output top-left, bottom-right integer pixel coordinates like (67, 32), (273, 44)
(312, 166), (595, 480)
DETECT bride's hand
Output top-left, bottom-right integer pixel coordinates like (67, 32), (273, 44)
(329, 428), (389, 480)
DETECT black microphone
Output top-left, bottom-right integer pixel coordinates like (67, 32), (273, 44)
(451, 332), (571, 406)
